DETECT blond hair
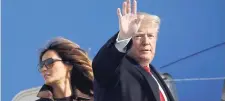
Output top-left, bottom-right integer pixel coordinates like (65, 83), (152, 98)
(137, 12), (161, 31)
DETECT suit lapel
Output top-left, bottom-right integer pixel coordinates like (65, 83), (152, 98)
(135, 65), (161, 101)
(125, 56), (161, 101)
(150, 66), (175, 101)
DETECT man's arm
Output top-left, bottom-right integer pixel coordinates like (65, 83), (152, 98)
(92, 0), (143, 86)
(92, 32), (128, 86)
(115, 33), (132, 53)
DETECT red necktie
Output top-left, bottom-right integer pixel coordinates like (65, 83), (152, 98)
(143, 66), (165, 101)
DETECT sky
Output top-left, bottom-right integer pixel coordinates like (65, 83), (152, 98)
(2, 0), (225, 101)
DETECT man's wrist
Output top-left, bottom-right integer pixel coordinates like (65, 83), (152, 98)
(118, 31), (132, 41)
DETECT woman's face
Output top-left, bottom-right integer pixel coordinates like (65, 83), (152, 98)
(39, 50), (72, 85)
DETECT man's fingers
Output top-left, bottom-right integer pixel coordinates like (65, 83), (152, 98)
(122, 2), (127, 15)
(117, 8), (122, 19)
(132, 0), (137, 14)
(127, 0), (131, 14)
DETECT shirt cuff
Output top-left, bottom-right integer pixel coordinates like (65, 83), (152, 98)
(115, 34), (131, 53)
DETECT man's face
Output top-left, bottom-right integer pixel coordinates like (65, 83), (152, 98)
(129, 26), (158, 64)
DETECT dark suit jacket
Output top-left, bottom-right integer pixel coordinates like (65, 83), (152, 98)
(92, 33), (175, 101)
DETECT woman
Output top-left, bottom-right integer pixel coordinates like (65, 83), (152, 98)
(36, 37), (94, 101)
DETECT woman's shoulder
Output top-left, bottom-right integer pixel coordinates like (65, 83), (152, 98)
(36, 98), (53, 101)
(75, 89), (93, 101)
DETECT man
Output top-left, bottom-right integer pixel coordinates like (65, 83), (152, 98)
(92, 0), (175, 101)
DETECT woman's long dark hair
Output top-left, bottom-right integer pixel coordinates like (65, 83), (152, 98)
(39, 37), (93, 96)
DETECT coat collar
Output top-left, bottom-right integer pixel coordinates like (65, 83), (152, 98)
(37, 84), (91, 100)
(124, 55), (161, 101)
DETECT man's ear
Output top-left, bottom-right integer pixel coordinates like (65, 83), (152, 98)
(127, 49), (132, 56)
(126, 38), (133, 51)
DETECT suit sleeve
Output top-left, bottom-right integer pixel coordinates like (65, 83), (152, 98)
(92, 32), (130, 86)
